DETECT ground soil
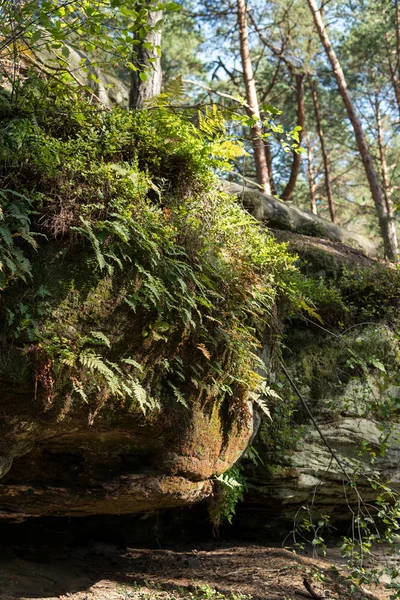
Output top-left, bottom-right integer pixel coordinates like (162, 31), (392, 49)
(0, 543), (391, 600)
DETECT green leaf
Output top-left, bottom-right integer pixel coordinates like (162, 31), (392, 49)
(371, 358), (386, 372)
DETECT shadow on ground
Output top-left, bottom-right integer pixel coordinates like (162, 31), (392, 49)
(0, 543), (385, 600)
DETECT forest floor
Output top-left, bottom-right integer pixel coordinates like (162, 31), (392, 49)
(0, 543), (393, 600)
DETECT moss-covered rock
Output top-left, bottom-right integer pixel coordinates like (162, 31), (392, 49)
(240, 236), (400, 533)
(0, 78), (293, 519)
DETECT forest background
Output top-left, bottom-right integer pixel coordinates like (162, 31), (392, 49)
(2, 0), (400, 263)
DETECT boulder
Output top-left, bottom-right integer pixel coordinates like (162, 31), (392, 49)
(240, 243), (400, 532)
(0, 357), (253, 519)
(225, 181), (377, 257)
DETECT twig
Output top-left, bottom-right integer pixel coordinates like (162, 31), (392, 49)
(280, 361), (352, 484)
(182, 79), (250, 109)
(303, 578), (324, 599)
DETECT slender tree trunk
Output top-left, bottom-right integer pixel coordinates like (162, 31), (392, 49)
(305, 130), (317, 215)
(264, 139), (276, 195)
(395, 0), (400, 102)
(310, 78), (335, 222)
(384, 32), (400, 118)
(375, 94), (399, 259)
(281, 73), (305, 200)
(237, 0), (272, 195)
(129, 9), (163, 109)
(307, 0), (397, 261)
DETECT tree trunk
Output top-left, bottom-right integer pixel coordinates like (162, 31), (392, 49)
(395, 0), (400, 108)
(375, 93), (399, 260)
(129, 9), (163, 109)
(237, 0), (272, 195)
(305, 130), (317, 215)
(309, 78), (335, 222)
(281, 73), (305, 201)
(384, 32), (400, 118)
(264, 139), (276, 195)
(307, 0), (398, 261)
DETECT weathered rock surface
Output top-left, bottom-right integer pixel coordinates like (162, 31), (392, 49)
(0, 382), (253, 518)
(242, 316), (400, 529)
(0, 245), (254, 519)
(225, 181), (377, 256)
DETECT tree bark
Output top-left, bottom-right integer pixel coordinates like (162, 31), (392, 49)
(237, 0), (272, 195)
(305, 130), (317, 215)
(375, 93), (399, 259)
(246, 13), (305, 201)
(281, 73), (305, 201)
(309, 78), (335, 222)
(129, 9), (163, 109)
(395, 0), (400, 107)
(264, 139), (276, 195)
(384, 32), (400, 118)
(307, 0), (397, 261)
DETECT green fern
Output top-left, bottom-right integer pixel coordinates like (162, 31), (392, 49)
(167, 381), (188, 408)
(90, 331), (111, 348)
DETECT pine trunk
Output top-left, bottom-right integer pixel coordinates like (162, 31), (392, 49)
(375, 95), (399, 260)
(307, 0), (398, 261)
(264, 139), (276, 195)
(395, 0), (400, 111)
(281, 73), (305, 201)
(305, 130), (318, 215)
(310, 78), (335, 222)
(129, 9), (163, 109)
(237, 0), (271, 195)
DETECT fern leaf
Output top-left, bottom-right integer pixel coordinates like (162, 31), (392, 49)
(215, 473), (242, 489)
(90, 331), (111, 348)
(71, 378), (88, 403)
(197, 343), (211, 360)
(259, 381), (281, 400)
(122, 358), (144, 372)
(167, 381), (188, 408)
(131, 380), (148, 413)
(253, 395), (272, 420)
(79, 351), (116, 383)
(0, 226), (13, 247)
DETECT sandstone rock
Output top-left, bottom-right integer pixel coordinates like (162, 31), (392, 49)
(0, 386), (253, 518)
(225, 181), (377, 256)
(242, 322), (400, 530)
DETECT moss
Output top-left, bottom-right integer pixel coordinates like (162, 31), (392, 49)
(0, 78), (299, 424)
(279, 232), (400, 327)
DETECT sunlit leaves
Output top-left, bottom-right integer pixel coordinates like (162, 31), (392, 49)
(0, 0), (181, 84)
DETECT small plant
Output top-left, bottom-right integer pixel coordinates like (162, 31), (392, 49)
(116, 581), (251, 600)
(208, 466), (246, 529)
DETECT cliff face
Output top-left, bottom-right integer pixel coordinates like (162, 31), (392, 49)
(239, 232), (400, 532)
(0, 80), (273, 520)
(0, 218), (257, 520)
(1, 79), (400, 529)
(0, 372), (253, 518)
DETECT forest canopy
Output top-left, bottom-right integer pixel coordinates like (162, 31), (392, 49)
(1, 0), (399, 262)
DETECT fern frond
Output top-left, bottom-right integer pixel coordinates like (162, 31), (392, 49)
(167, 381), (188, 408)
(197, 343), (211, 360)
(79, 350), (116, 383)
(215, 473), (242, 489)
(90, 331), (111, 348)
(259, 381), (281, 400)
(122, 358), (143, 372)
(71, 378), (88, 403)
(131, 379), (148, 413)
(252, 395), (272, 420)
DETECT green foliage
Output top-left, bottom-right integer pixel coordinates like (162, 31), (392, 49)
(0, 77), (297, 417)
(0, 0), (181, 91)
(117, 581), (251, 600)
(0, 189), (37, 289)
(208, 466), (246, 528)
